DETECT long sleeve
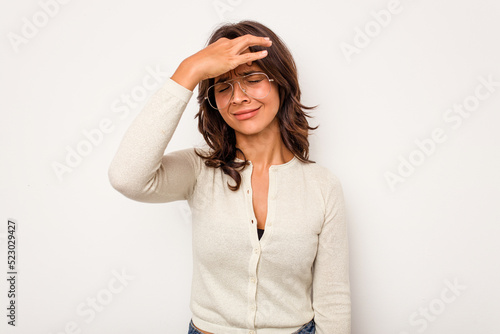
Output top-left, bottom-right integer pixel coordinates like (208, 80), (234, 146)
(312, 171), (351, 333)
(108, 77), (201, 203)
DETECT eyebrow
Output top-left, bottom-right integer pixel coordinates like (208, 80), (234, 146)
(215, 70), (260, 84)
(215, 76), (228, 84)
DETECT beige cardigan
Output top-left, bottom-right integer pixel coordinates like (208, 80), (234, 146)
(108, 78), (351, 334)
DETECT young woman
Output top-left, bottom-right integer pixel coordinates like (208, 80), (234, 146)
(108, 20), (350, 334)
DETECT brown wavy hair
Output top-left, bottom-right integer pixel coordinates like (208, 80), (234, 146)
(194, 20), (318, 191)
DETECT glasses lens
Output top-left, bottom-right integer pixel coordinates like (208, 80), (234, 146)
(206, 73), (272, 110)
(207, 82), (232, 110)
(242, 73), (271, 99)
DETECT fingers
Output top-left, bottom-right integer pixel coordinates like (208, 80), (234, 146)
(241, 48), (252, 66)
(241, 50), (268, 64)
(233, 34), (272, 53)
(200, 34), (272, 79)
(234, 35), (271, 66)
(240, 47), (254, 66)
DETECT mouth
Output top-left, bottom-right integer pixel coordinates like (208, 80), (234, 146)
(232, 106), (260, 120)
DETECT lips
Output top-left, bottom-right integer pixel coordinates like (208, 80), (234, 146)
(232, 107), (260, 120)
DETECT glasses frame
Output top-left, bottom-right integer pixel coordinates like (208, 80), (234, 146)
(204, 72), (274, 110)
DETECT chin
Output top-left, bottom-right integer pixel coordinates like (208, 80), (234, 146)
(235, 123), (272, 136)
(234, 127), (261, 136)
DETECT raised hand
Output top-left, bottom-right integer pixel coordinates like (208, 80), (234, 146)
(171, 34), (273, 91)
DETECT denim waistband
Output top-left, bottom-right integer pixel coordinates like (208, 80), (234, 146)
(188, 318), (315, 334)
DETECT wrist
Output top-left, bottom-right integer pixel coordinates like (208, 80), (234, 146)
(171, 58), (203, 91)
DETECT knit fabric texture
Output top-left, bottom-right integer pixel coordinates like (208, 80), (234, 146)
(108, 78), (351, 334)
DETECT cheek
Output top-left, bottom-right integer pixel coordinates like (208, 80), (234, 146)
(267, 90), (281, 115)
(218, 110), (228, 121)
(218, 109), (233, 125)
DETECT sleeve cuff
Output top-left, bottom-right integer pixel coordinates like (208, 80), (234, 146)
(160, 77), (194, 104)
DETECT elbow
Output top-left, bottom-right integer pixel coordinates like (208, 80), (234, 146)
(108, 166), (124, 193)
(108, 163), (135, 196)
(107, 163), (156, 202)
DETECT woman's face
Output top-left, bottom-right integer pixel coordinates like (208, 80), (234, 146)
(214, 62), (280, 139)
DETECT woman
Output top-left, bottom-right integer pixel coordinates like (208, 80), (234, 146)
(108, 20), (350, 334)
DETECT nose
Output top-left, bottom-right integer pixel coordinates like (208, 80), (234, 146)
(231, 81), (250, 105)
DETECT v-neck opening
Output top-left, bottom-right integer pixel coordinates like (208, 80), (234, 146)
(234, 155), (297, 169)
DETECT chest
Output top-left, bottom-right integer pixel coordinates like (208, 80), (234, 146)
(251, 172), (269, 230)
(188, 165), (326, 268)
(188, 163), (326, 240)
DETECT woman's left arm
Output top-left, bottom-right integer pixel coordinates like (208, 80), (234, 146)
(312, 171), (351, 334)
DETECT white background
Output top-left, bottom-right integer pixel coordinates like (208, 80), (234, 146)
(1, 0), (499, 333)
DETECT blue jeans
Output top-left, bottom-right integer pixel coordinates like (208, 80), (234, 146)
(188, 318), (315, 334)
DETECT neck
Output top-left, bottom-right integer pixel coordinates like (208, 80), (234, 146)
(235, 120), (294, 173)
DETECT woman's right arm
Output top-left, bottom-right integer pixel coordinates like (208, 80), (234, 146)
(107, 35), (272, 203)
(107, 77), (198, 203)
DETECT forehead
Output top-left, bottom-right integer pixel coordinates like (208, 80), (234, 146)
(215, 63), (264, 82)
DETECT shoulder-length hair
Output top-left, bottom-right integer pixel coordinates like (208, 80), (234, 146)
(194, 20), (318, 191)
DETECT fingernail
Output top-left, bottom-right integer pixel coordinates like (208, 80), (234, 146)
(264, 37), (270, 40)
(262, 50), (268, 55)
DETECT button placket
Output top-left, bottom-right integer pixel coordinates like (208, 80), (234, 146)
(245, 175), (259, 240)
(244, 165), (260, 329)
(247, 188), (255, 225)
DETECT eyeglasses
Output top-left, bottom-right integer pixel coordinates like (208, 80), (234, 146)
(205, 72), (274, 110)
